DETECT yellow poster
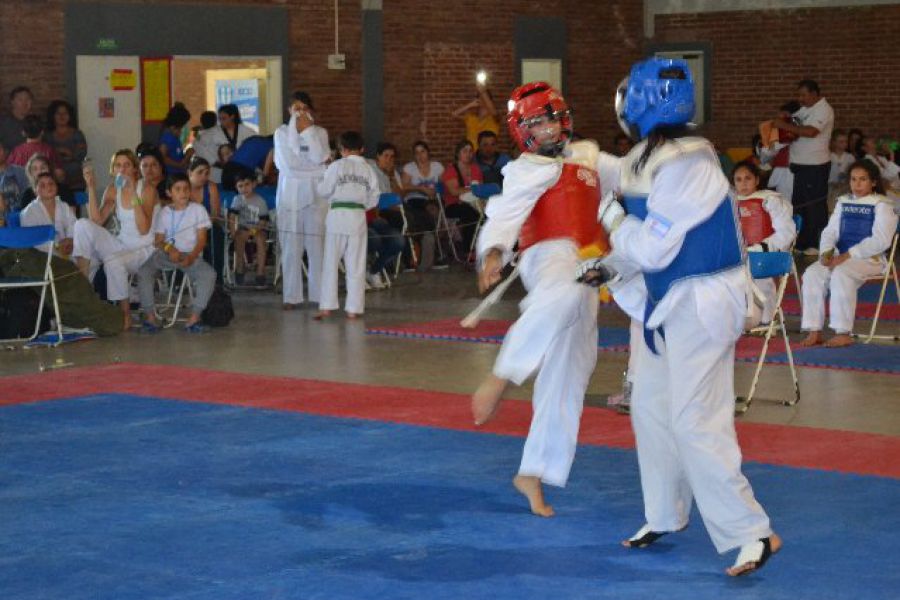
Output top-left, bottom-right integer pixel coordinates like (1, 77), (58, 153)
(141, 57), (171, 123)
(110, 69), (136, 91)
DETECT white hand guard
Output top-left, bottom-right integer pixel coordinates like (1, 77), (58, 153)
(598, 191), (626, 233)
(575, 258), (617, 287)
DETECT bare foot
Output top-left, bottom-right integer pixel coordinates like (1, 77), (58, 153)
(282, 303), (301, 311)
(799, 331), (823, 347)
(513, 475), (554, 517)
(346, 312), (361, 320)
(824, 333), (853, 347)
(726, 533), (782, 577)
(471, 374), (508, 425)
(313, 310), (331, 320)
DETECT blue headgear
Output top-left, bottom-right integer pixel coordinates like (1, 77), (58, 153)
(615, 57), (695, 140)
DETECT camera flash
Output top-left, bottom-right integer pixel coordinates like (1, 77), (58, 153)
(476, 70), (488, 85)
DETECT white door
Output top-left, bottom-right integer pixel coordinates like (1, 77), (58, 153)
(654, 51), (705, 125)
(76, 55), (143, 188)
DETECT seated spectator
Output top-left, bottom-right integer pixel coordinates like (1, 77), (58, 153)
(136, 145), (167, 201)
(18, 153), (75, 209)
(859, 136), (900, 191)
(474, 130), (510, 187)
(137, 173), (216, 333)
(188, 156), (225, 283)
(365, 142), (405, 288)
(71, 149), (159, 331)
(849, 128), (865, 158)
(0, 86), (33, 151)
(732, 160), (796, 323)
(220, 135), (275, 191)
(44, 100), (88, 191)
(400, 140), (442, 271)
(613, 132), (633, 157)
(759, 100), (801, 202)
(228, 168), (270, 286)
(452, 83), (499, 149)
(800, 160), (898, 348)
(441, 139), (482, 257)
(8, 115), (65, 182)
(158, 103), (194, 174)
(0, 140), (30, 213)
(19, 171), (76, 259)
(211, 103), (256, 152)
(190, 111), (220, 163)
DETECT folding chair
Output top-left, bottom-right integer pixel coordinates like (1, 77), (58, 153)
(790, 215), (803, 305)
(433, 182), (460, 263)
(0, 225), (64, 345)
(220, 190), (237, 286)
(857, 224), (900, 343)
(469, 183), (500, 257)
(736, 251), (800, 414)
(376, 192), (407, 286)
(160, 270), (194, 328)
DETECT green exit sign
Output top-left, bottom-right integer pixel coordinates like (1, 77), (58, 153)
(96, 38), (118, 51)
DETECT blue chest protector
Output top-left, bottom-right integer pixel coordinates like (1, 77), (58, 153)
(622, 194), (744, 353)
(836, 203), (875, 254)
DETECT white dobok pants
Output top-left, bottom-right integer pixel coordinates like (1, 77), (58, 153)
(278, 202), (327, 304)
(493, 240), (599, 488)
(631, 295), (772, 553)
(319, 231), (368, 314)
(801, 258), (884, 333)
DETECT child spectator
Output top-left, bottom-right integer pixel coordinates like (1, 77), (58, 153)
(137, 173), (216, 333)
(314, 131), (380, 319)
(191, 111), (220, 166)
(19, 171), (76, 259)
(859, 136), (900, 191)
(800, 160), (898, 347)
(228, 168), (270, 286)
(158, 103), (194, 174)
(732, 160), (796, 323)
(8, 115), (65, 182)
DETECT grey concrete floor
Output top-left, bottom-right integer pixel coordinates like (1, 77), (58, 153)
(2, 266), (898, 437)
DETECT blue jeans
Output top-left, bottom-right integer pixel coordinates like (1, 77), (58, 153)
(367, 219), (404, 274)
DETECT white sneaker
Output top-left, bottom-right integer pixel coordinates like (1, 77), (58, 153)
(366, 272), (385, 290)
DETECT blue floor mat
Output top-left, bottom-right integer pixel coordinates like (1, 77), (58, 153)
(0, 394), (897, 599)
(767, 342), (900, 374)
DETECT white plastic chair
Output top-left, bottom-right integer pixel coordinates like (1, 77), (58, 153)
(0, 225), (64, 345)
(736, 251), (800, 414)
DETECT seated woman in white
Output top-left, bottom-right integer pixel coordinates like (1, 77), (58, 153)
(72, 149), (159, 331)
(20, 171), (76, 258)
(800, 160), (899, 347)
(732, 160), (796, 323)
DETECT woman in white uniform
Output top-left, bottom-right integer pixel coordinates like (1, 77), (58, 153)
(273, 91), (330, 309)
(581, 58), (779, 577)
(71, 149), (159, 331)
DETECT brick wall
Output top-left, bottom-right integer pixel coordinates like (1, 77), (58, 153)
(653, 5), (900, 149)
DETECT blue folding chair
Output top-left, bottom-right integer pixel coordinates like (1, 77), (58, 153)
(790, 214), (803, 303)
(432, 181), (459, 264)
(0, 225), (64, 345)
(736, 251), (800, 414)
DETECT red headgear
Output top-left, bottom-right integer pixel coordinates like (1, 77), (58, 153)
(506, 82), (573, 155)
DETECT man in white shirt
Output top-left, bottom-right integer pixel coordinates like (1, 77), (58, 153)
(773, 79), (834, 254)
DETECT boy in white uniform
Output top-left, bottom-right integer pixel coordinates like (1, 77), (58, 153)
(20, 172), (76, 259)
(314, 131), (380, 319)
(273, 91), (330, 309)
(472, 82), (611, 517)
(800, 159), (898, 347)
(579, 58), (778, 577)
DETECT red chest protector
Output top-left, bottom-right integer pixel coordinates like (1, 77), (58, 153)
(519, 162), (609, 256)
(739, 197), (774, 246)
(772, 128), (796, 168)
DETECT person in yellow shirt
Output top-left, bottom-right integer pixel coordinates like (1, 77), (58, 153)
(452, 83), (499, 149)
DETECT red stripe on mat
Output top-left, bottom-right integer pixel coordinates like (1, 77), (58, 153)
(781, 297), (899, 321)
(3, 363), (899, 479)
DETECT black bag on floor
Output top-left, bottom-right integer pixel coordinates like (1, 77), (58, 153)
(202, 285), (234, 327)
(0, 288), (51, 339)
